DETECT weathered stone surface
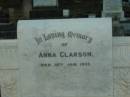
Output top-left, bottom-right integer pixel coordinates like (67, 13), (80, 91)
(18, 18), (113, 97)
(113, 37), (130, 67)
(0, 40), (18, 97)
(0, 70), (18, 97)
(0, 40), (18, 69)
(113, 37), (130, 97)
(0, 22), (130, 97)
(114, 68), (130, 97)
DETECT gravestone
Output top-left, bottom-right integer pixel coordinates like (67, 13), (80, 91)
(0, 40), (18, 97)
(113, 37), (130, 97)
(17, 18), (113, 97)
(113, 37), (130, 67)
(102, 0), (124, 19)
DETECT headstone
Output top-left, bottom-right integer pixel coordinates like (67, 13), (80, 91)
(113, 37), (130, 67)
(33, 0), (58, 7)
(113, 37), (130, 97)
(0, 40), (18, 69)
(102, 0), (124, 19)
(63, 9), (70, 17)
(17, 18), (113, 97)
(0, 40), (18, 97)
(103, 0), (122, 12)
